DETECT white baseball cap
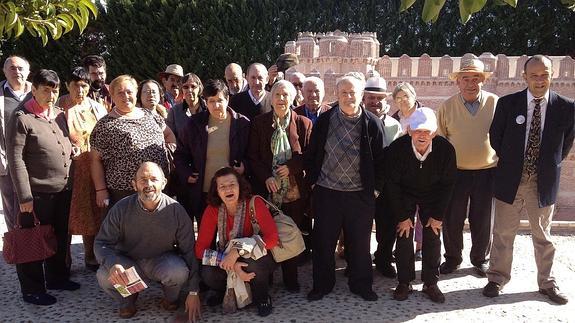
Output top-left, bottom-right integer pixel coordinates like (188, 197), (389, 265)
(409, 107), (437, 133)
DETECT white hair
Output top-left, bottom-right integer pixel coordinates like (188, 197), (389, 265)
(270, 80), (297, 103)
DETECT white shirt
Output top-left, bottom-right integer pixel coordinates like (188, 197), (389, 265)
(412, 140), (433, 162)
(525, 90), (549, 150)
(248, 89), (265, 105)
(3, 81), (28, 101)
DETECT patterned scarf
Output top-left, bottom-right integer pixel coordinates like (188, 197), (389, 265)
(217, 200), (247, 251)
(270, 110), (292, 207)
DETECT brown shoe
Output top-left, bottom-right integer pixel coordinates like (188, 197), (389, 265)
(393, 283), (413, 301)
(119, 305), (137, 319)
(422, 284), (445, 303)
(539, 286), (568, 305)
(160, 299), (179, 311)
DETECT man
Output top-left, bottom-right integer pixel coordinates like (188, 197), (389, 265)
(305, 76), (386, 302)
(95, 162), (201, 320)
(294, 77), (331, 125)
(229, 63), (272, 121)
(158, 64), (184, 109)
(82, 55), (112, 111)
(289, 72), (306, 106)
(484, 55), (574, 305)
(0, 56), (31, 229)
(386, 108), (457, 303)
(224, 63), (248, 95)
(363, 76), (402, 278)
(436, 55), (499, 276)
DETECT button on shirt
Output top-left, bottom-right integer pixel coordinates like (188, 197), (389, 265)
(524, 90), (549, 151)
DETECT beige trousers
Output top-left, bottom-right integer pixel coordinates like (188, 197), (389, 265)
(487, 174), (556, 289)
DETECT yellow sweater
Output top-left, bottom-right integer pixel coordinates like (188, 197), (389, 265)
(436, 91), (499, 170)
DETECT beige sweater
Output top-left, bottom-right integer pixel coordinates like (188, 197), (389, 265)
(436, 91), (498, 170)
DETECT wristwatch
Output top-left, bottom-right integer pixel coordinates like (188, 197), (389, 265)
(189, 291), (198, 296)
(238, 249), (247, 256)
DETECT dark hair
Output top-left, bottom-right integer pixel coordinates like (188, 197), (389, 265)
(137, 79), (165, 106)
(203, 79), (229, 99)
(524, 54), (552, 72)
(206, 167), (251, 207)
(68, 66), (90, 84)
(82, 55), (106, 69)
(32, 69), (60, 88)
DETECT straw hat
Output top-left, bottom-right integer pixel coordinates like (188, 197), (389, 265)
(364, 76), (388, 94)
(158, 64), (184, 79)
(448, 56), (492, 80)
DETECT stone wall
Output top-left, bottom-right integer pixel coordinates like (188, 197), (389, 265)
(284, 31), (575, 214)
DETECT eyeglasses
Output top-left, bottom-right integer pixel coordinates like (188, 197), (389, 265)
(143, 90), (158, 95)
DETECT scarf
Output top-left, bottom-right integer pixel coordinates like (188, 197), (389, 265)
(270, 110), (292, 207)
(24, 98), (52, 121)
(217, 200), (247, 251)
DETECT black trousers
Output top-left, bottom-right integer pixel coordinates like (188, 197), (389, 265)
(311, 186), (374, 293)
(442, 168), (494, 266)
(396, 219), (441, 285)
(16, 190), (72, 294)
(373, 193), (396, 266)
(200, 253), (277, 304)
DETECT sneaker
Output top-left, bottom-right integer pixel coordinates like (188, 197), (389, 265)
(351, 288), (378, 301)
(257, 296), (273, 317)
(439, 261), (460, 275)
(375, 263), (397, 278)
(415, 249), (422, 261)
(393, 283), (413, 301)
(539, 286), (568, 305)
(482, 281), (501, 298)
(22, 292), (57, 306)
(46, 280), (81, 291)
(422, 284), (445, 303)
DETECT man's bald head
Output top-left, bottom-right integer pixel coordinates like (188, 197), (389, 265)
(246, 63), (268, 97)
(134, 161), (165, 181)
(224, 63), (244, 95)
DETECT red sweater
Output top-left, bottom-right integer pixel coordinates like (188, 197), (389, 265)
(195, 197), (279, 259)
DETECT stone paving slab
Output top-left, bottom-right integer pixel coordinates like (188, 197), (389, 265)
(1, 231), (574, 322)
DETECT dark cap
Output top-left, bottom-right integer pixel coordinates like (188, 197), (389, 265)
(276, 53), (299, 72)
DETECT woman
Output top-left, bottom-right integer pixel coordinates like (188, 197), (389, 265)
(166, 73), (206, 138)
(137, 79), (168, 118)
(7, 69), (80, 305)
(58, 67), (107, 271)
(90, 75), (176, 208)
(392, 82), (426, 260)
(195, 167), (278, 317)
(173, 79), (250, 226)
(248, 80), (312, 292)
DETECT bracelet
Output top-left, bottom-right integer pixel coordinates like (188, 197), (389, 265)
(95, 188), (108, 192)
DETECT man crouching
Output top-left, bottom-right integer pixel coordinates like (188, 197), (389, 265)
(385, 108), (457, 303)
(95, 162), (201, 321)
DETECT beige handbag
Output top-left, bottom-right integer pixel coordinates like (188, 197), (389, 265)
(248, 196), (305, 263)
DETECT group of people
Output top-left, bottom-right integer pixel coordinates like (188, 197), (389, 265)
(0, 52), (572, 321)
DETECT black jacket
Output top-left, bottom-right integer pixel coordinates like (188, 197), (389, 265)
(489, 89), (575, 207)
(304, 104), (386, 193)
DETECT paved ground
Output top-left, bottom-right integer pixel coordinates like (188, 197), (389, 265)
(1, 215), (574, 322)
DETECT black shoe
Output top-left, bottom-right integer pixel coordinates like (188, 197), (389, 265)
(414, 249), (422, 261)
(482, 281), (501, 298)
(351, 288), (378, 301)
(285, 283), (301, 293)
(376, 263), (397, 278)
(85, 262), (99, 272)
(46, 280), (81, 291)
(23, 292), (57, 306)
(539, 286), (568, 305)
(439, 261), (460, 275)
(307, 289), (327, 301)
(257, 296), (273, 317)
(422, 284), (445, 303)
(473, 263), (489, 277)
(393, 283), (413, 301)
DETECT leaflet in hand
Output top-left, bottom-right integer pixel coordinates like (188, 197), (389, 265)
(113, 266), (148, 298)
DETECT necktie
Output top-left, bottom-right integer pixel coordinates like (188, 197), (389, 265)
(523, 98), (542, 176)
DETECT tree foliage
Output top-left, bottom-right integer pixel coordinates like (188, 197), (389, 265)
(1, 0), (574, 83)
(0, 0), (98, 46)
(400, 0), (575, 24)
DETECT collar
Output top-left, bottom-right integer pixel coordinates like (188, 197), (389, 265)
(3, 81), (30, 100)
(137, 197), (161, 212)
(459, 91), (482, 105)
(411, 140), (433, 162)
(24, 98), (54, 121)
(248, 89), (265, 104)
(527, 89), (550, 105)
